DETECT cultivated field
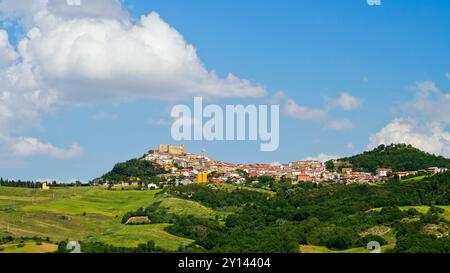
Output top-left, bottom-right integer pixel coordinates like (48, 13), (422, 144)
(0, 242), (58, 253)
(0, 186), (197, 252)
(2, 186), (447, 253)
(92, 223), (194, 251)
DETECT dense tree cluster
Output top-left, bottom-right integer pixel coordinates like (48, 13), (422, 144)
(171, 184), (271, 208)
(0, 178), (85, 188)
(335, 144), (450, 173)
(391, 225), (450, 253)
(0, 179), (43, 188)
(0, 236), (52, 252)
(58, 240), (162, 253)
(76, 172), (450, 253)
(101, 159), (167, 183)
(159, 172), (449, 253)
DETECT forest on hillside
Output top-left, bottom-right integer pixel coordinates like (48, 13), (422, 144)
(100, 159), (167, 183)
(96, 172), (450, 253)
(333, 144), (450, 173)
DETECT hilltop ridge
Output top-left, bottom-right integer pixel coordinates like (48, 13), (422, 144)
(334, 144), (450, 173)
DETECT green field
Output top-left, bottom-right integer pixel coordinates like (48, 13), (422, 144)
(300, 225), (397, 253)
(20, 188), (160, 217)
(214, 183), (276, 196)
(0, 242), (58, 253)
(299, 244), (394, 253)
(3, 185), (445, 253)
(156, 197), (232, 220)
(0, 210), (115, 241)
(0, 186), (196, 252)
(92, 223), (194, 251)
(401, 175), (429, 182)
(158, 197), (216, 217)
(370, 205), (450, 221)
(400, 206), (450, 221)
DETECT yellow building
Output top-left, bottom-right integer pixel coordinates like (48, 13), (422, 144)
(342, 168), (353, 175)
(197, 173), (208, 184)
(129, 177), (141, 182)
(42, 182), (50, 190)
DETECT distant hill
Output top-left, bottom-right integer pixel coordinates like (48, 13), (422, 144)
(101, 159), (167, 183)
(335, 144), (450, 173)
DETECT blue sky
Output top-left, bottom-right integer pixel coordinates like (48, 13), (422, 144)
(0, 0), (449, 181)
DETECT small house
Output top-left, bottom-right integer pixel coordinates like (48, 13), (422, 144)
(147, 183), (159, 190)
(376, 168), (392, 177)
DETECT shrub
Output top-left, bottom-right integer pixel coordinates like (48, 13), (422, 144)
(358, 235), (387, 247)
(325, 234), (352, 250)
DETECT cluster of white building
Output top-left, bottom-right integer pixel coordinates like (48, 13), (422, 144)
(134, 145), (450, 186)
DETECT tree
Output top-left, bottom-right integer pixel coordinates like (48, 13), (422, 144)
(258, 176), (275, 184)
(325, 160), (335, 171)
(337, 144), (450, 172)
(324, 234), (352, 250)
(101, 158), (167, 183)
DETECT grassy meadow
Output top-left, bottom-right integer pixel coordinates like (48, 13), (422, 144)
(299, 244), (394, 253)
(370, 205), (450, 221)
(0, 186), (197, 252)
(0, 242), (58, 253)
(91, 223), (194, 251)
(1, 183), (448, 253)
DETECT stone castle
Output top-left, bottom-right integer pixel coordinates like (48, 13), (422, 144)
(158, 144), (186, 155)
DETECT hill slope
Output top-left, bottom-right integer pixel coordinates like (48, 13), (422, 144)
(336, 144), (450, 172)
(101, 158), (167, 183)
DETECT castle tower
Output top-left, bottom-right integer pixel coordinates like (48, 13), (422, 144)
(158, 144), (186, 155)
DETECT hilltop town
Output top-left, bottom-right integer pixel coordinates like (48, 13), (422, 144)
(1, 143), (449, 255)
(99, 144), (449, 189)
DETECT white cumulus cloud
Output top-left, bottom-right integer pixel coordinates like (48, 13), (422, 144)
(0, 0), (129, 25)
(369, 81), (450, 157)
(285, 99), (327, 121)
(277, 91), (357, 130)
(0, 135), (84, 159)
(0, 29), (17, 67)
(16, 12), (265, 103)
(0, 0), (265, 108)
(368, 119), (450, 157)
(0, 0), (266, 160)
(331, 92), (363, 111)
(305, 153), (339, 162)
